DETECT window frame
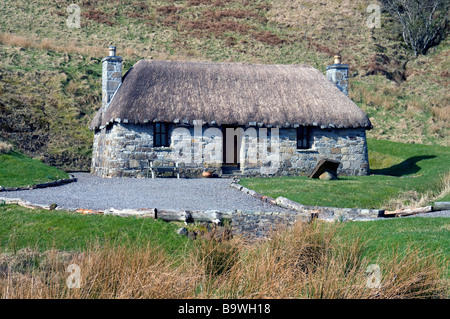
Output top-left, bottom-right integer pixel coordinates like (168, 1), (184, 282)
(297, 126), (310, 150)
(153, 122), (170, 147)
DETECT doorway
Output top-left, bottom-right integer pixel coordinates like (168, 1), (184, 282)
(222, 125), (240, 170)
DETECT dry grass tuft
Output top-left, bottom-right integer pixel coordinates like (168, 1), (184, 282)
(0, 242), (201, 299)
(0, 32), (106, 58)
(0, 33), (33, 49)
(1, 221), (447, 299)
(432, 105), (450, 122)
(386, 172), (450, 210)
(0, 140), (13, 154)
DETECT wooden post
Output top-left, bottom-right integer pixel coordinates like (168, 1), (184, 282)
(157, 209), (192, 222)
(383, 206), (432, 217)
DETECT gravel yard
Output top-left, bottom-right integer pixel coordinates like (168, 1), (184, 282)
(1, 173), (449, 218)
(0, 173), (288, 212)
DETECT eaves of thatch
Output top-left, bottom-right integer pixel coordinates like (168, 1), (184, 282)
(90, 60), (372, 130)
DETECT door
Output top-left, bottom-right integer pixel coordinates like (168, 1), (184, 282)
(222, 125), (240, 169)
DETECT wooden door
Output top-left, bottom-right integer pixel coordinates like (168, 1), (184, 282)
(222, 126), (240, 168)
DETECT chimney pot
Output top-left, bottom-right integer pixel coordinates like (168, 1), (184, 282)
(334, 53), (341, 65)
(108, 46), (116, 57)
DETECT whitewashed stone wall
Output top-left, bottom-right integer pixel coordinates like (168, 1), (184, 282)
(91, 124), (369, 177)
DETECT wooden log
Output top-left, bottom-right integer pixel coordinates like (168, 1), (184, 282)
(0, 197), (23, 204)
(20, 202), (50, 210)
(157, 209), (191, 222)
(383, 206), (432, 217)
(433, 202), (450, 211)
(276, 196), (306, 213)
(190, 210), (222, 223)
(229, 182), (243, 191)
(105, 208), (156, 218)
(75, 208), (104, 215)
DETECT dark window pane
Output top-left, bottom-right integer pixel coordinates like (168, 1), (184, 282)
(297, 127), (310, 149)
(154, 123), (169, 146)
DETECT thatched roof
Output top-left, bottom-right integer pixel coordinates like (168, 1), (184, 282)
(90, 60), (372, 130)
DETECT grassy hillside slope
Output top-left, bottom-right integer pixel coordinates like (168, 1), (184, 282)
(0, 0), (448, 170)
(0, 149), (69, 187)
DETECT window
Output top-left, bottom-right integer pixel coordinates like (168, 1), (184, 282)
(154, 123), (169, 147)
(297, 127), (310, 149)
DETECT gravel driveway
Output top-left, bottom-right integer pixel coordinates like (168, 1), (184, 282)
(0, 173), (287, 212)
(2, 173), (449, 218)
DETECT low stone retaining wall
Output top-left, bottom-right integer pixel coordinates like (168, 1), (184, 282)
(231, 203), (383, 240)
(230, 180), (384, 219)
(232, 210), (311, 240)
(274, 196), (383, 221)
(0, 175), (77, 192)
(229, 180), (388, 239)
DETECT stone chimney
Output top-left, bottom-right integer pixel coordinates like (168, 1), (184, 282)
(102, 46), (123, 110)
(326, 53), (349, 96)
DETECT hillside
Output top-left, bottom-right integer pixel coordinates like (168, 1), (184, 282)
(0, 0), (448, 170)
(0, 148), (69, 188)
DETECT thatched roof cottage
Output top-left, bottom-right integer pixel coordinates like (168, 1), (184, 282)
(90, 47), (372, 178)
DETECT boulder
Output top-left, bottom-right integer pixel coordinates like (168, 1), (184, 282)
(319, 170), (337, 180)
(176, 227), (188, 236)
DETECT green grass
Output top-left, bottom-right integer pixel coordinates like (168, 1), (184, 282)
(0, 204), (188, 255)
(1, 204), (447, 259)
(0, 204), (447, 278)
(337, 217), (450, 279)
(0, 150), (69, 187)
(240, 139), (450, 209)
(338, 217), (450, 259)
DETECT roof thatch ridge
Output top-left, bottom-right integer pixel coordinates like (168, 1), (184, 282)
(90, 59), (372, 130)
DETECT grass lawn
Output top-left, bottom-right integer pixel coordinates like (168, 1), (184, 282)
(338, 218), (450, 260)
(0, 205), (448, 298)
(240, 139), (450, 209)
(1, 204), (447, 260)
(0, 205), (188, 255)
(0, 150), (69, 188)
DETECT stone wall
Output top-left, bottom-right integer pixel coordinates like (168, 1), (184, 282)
(91, 123), (223, 178)
(326, 63), (349, 96)
(232, 210), (308, 240)
(91, 123), (369, 177)
(231, 201), (383, 240)
(240, 127), (369, 176)
(102, 56), (123, 110)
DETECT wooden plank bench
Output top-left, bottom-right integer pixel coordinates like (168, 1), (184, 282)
(148, 159), (179, 179)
